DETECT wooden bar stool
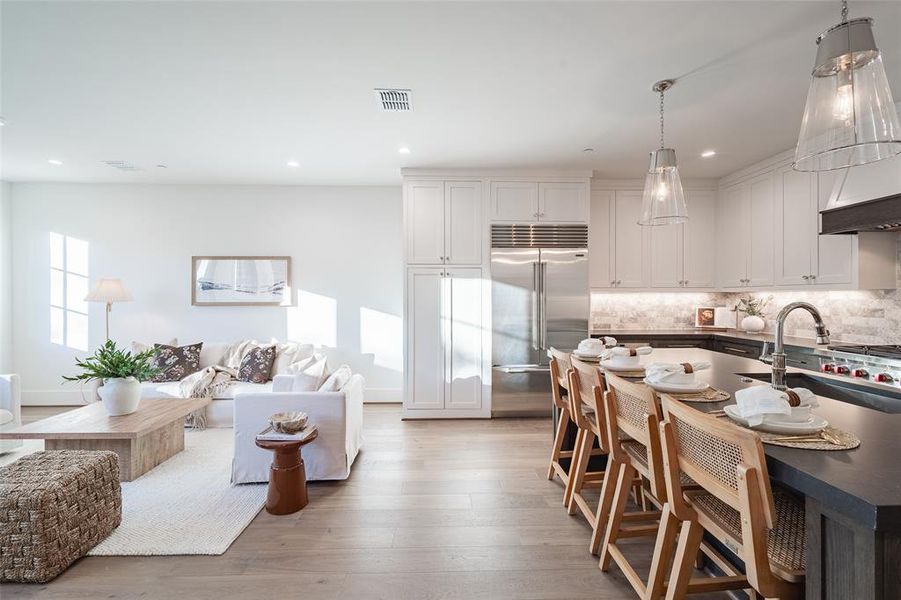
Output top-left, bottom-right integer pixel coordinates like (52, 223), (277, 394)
(565, 356), (610, 524)
(595, 373), (675, 595)
(656, 397), (805, 600)
(546, 348), (574, 488)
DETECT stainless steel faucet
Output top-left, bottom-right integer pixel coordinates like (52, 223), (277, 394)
(759, 302), (830, 390)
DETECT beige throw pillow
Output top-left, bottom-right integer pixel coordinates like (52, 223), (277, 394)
(269, 338), (315, 375)
(290, 355), (329, 391)
(319, 365), (352, 392)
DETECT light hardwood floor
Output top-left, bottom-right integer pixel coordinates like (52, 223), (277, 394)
(3, 405), (732, 600)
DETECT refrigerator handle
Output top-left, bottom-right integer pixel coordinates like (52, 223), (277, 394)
(531, 262), (540, 350)
(540, 262), (548, 350)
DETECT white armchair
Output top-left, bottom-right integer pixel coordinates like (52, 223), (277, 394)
(231, 374), (364, 484)
(0, 374), (23, 454)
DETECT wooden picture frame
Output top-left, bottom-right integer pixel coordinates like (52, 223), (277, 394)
(694, 306), (717, 328)
(191, 256), (292, 306)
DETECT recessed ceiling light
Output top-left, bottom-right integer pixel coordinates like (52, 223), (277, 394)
(47, 159), (63, 166)
(286, 160), (300, 168)
(701, 150), (717, 158)
(582, 148), (594, 153)
(398, 147), (411, 154)
(156, 164), (167, 169)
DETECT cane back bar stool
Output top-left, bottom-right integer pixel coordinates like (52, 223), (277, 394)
(658, 396), (805, 600)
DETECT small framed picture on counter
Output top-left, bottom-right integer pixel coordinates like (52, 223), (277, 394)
(694, 306), (717, 328)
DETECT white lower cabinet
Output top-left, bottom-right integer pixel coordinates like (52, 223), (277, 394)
(405, 267), (486, 415)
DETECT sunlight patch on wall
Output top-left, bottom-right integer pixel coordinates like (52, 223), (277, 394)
(287, 289), (337, 347)
(360, 307), (402, 372)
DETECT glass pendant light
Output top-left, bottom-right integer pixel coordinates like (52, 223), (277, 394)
(639, 79), (687, 226)
(794, 0), (901, 171)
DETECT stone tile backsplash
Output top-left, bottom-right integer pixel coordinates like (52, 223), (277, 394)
(590, 235), (901, 344)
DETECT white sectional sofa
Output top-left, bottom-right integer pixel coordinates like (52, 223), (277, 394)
(0, 374), (23, 454)
(138, 340), (364, 483)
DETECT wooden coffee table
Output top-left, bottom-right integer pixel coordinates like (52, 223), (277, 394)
(0, 397), (210, 481)
(255, 426), (319, 515)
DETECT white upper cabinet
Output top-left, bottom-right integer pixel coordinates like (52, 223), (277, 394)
(649, 190), (716, 289)
(716, 183), (749, 288)
(445, 181), (483, 265)
(650, 222), (682, 288)
(716, 174), (774, 288)
(491, 180), (588, 223)
(405, 179), (483, 266)
(747, 173), (775, 287)
(682, 190), (717, 288)
(588, 190), (613, 289)
(775, 167), (816, 285)
(490, 181), (539, 222)
(612, 191), (648, 288)
(815, 170), (853, 285)
(405, 180), (445, 265)
(538, 182), (589, 222)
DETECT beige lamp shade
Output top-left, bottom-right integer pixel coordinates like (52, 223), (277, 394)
(84, 278), (133, 304)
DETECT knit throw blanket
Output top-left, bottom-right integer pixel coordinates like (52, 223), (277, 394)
(176, 365), (237, 429)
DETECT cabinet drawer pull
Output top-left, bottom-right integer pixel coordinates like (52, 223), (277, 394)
(723, 345), (750, 354)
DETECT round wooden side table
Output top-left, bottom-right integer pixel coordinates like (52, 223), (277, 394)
(255, 428), (319, 515)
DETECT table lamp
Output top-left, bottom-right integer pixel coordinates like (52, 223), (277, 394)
(84, 278), (133, 340)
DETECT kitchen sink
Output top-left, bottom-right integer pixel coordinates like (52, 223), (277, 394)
(737, 372), (901, 414)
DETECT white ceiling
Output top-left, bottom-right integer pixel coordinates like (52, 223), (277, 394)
(2, 1), (900, 185)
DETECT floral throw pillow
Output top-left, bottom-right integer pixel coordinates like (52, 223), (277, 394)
(150, 343), (203, 382)
(237, 345), (277, 383)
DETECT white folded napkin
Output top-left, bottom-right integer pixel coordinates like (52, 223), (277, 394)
(601, 346), (652, 360)
(603, 336), (618, 347)
(577, 338), (604, 354)
(733, 386), (818, 427)
(644, 361), (711, 384)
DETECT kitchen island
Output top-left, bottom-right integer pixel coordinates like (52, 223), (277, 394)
(606, 347), (901, 599)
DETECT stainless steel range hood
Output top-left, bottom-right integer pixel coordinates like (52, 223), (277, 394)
(821, 192), (901, 234)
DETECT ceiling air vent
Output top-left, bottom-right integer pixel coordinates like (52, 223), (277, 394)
(374, 88), (412, 112)
(102, 160), (142, 172)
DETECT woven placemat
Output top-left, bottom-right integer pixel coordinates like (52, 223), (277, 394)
(599, 367), (646, 378)
(717, 416), (860, 451)
(666, 387), (730, 403)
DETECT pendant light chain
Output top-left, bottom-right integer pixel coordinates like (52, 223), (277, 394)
(841, 0), (848, 22)
(659, 89), (665, 150)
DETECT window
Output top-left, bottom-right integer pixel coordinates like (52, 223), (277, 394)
(50, 233), (89, 351)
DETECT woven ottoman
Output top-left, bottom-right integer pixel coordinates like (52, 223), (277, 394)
(0, 450), (121, 583)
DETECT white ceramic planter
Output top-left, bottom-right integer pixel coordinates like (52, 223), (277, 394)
(741, 315), (766, 333)
(98, 377), (141, 416)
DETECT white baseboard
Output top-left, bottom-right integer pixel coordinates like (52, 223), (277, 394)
(22, 390), (91, 406)
(363, 387), (402, 403)
(23, 387), (403, 406)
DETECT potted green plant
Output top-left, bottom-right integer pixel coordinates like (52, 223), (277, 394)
(64, 340), (160, 416)
(733, 295), (772, 333)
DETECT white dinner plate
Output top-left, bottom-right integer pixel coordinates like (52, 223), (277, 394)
(573, 351), (603, 360)
(599, 360), (645, 373)
(642, 379), (709, 393)
(723, 405), (829, 435)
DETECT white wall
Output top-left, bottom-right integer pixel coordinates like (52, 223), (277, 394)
(10, 183), (403, 405)
(0, 182), (12, 373)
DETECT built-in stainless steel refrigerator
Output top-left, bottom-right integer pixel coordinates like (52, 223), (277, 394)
(491, 224), (589, 417)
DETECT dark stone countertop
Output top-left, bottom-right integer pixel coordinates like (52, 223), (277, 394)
(590, 328), (832, 350)
(632, 347), (901, 531)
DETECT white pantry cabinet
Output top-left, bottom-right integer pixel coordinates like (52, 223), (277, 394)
(405, 180), (483, 266)
(716, 173), (775, 289)
(404, 267), (485, 414)
(649, 190), (717, 288)
(491, 180), (589, 223)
